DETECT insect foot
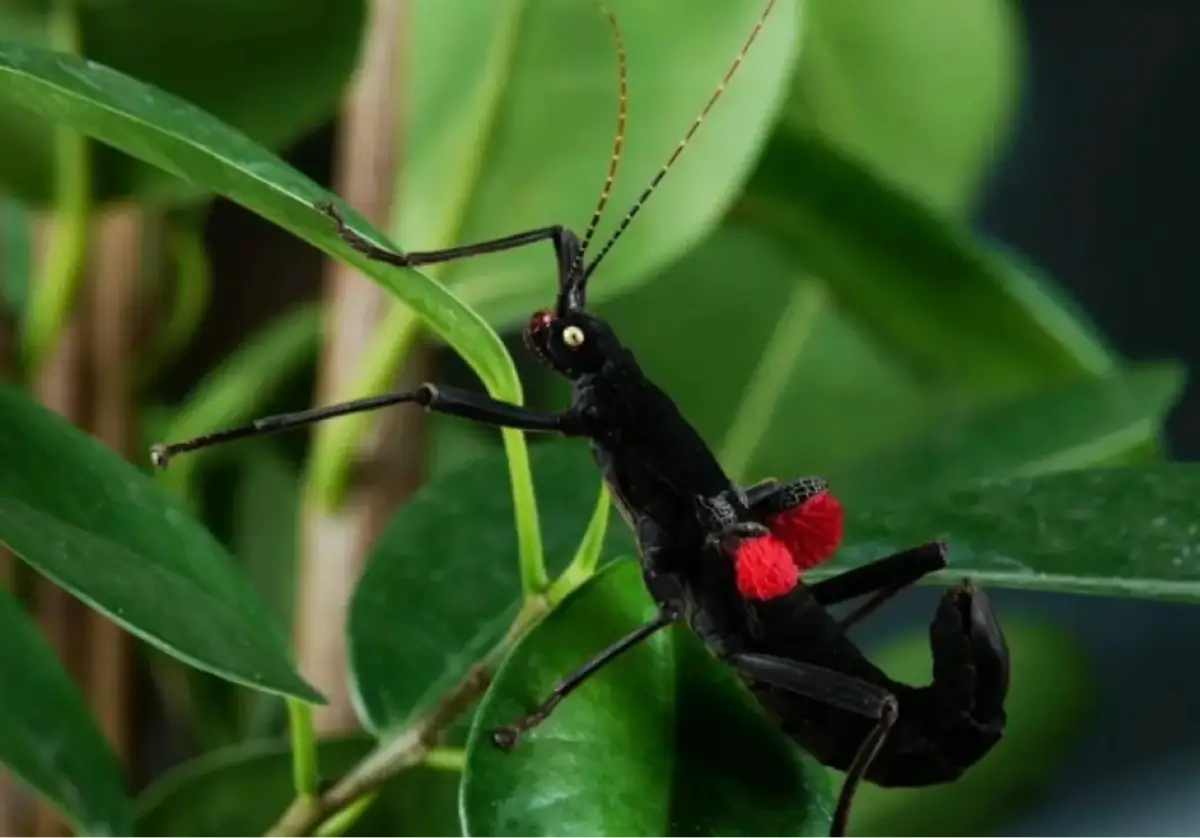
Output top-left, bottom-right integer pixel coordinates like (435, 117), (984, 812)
(491, 725), (522, 752)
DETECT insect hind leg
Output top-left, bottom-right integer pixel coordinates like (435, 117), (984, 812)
(810, 541), (948, 630)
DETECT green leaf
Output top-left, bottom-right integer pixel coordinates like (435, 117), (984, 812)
(404, 0), (802, 328)
(0, 39), (519, 402)
(833, 362), (1185, 506)
(787, 0), (1022, 213)
(0, 585), (132, 836)
(595, 225), (930, 482)
(0, 0), (366, 204)
(134, 736), (459, 836)
(846, 618), (1095, 836)
(462, 559), (833, 836)
(0, 383), (319, 702)
(824, 464), (1200, 601)
(228, 444), (303, 736)
(349, 442), (635, 734)
(738, 130), (1116, 399)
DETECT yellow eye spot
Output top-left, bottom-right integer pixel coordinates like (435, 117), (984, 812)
(562, 325), (586, 348)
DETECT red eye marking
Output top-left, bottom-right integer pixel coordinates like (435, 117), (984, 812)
(734, 534), (799, 600)
(767, 490), (845, 572)
(529, 309), (555, 331)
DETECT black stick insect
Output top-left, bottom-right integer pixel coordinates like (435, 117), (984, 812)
(150, 1), (1010, 834)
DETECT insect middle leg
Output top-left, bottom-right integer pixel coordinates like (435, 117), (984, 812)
(729, 653), (899, 838)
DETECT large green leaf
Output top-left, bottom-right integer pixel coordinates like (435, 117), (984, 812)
(462, 559), (833, 836)
(0, 38), (523, 419)
(0, 383), (318, 701)
(349, 442), (635, 734)
(787, 0), (1021, 213)
(595, 225), (932, 482)
(737, 131), (1116, 399)
(832, 362), (1185, 506)
(0, 585), (132, 836)
(847, 619), (1094, 836)
(0, 0), (366, 204)
(823, 464), (1200, 601)
(134, 736), (459, 836)
(404, 0), (801, 329)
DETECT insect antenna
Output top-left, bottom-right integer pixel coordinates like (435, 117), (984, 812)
(560, 3), (628, 313)
(569, 3), (628, 277)
(580, 0), (779, 284)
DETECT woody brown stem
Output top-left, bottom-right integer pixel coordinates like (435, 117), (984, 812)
(296, 0), (428, 733)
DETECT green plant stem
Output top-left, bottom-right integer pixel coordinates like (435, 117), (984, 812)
(140, 216), (212, 385)
(22, 0), (90, 376)
(314, 793), (376, 838)
(501, 426), (547, 596)
(305, 302), (422, 510)
(719, 277), (827, 478)
(422, 747), (466, 771)
(264, 595), (550, 837)
(547, 481), (612, 605)
(287, 699), (319, 799)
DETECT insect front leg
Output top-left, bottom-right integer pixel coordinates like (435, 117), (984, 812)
(491, 605), (683, 751)
(729, 653), (899, 838)
(809, 541), (948, 630)
(318, 202), (583, 282)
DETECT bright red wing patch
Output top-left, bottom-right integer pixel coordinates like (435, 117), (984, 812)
(734, 534), (799, 601)
(767, 490), (845, 572)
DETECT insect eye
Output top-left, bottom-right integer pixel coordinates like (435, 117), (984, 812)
(562, 325), (586, 348)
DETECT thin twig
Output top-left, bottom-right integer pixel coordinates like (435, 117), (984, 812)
(266, 596), (549, 836)
(296, 0), (426, 732)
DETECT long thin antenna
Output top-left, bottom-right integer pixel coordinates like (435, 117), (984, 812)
(568, 3), (629, 281)
(583, 0), (779, 280)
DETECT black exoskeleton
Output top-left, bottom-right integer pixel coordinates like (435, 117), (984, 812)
(148, 2), (1010, 834)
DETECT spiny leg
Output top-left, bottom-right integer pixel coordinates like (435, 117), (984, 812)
(809, 541), (947, 630)
(694, 493), (771, 552)
(492, 607), (682, 751)
(728, 653), (899, 838)
(150, 383), (585, 467)
(745, 475), (828, 514)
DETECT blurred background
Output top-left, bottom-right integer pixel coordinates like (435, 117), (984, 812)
(1, 0), (1199, 834)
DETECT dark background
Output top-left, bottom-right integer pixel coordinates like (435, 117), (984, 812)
(185, 2), (1200, 833)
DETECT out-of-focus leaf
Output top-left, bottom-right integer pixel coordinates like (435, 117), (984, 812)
(0, 585), (132, 836)
(462, 559), (833, 836)
(738, 131), (1116, 400)
(787, 0), (1022, 213)
(0, 0), (366, 204)
(0, 383), (319, 702)
(596, 225), (931, 482)
(402, 0), (801, 330)
(822, 464), (1200, 602)
(833, 362), (1184, 505)
(349, 442), (635, 734)
(134, 736), (459, 836)
(0, 40), (528, 451)
(847, 618), (1094, 836)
